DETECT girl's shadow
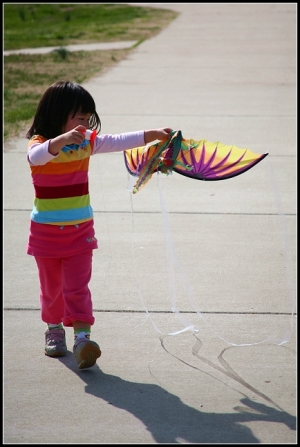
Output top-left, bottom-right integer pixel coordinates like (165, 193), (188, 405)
(58, 352), (296, 444)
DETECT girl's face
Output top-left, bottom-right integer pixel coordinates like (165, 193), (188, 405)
(63, 111), (92, 133)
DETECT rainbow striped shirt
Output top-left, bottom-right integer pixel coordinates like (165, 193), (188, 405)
(28, 135), (93, 225)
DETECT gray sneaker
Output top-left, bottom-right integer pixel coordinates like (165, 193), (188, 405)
(45, 328), (67, 357)
(73, 339), (101, 369)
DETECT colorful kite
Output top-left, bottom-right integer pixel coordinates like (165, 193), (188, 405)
(124, 130), (268, 193)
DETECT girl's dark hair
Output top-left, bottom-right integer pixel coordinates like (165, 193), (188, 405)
(26, 80), (101, 139)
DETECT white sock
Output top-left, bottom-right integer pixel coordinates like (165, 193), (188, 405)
(74, 331), (90, 342)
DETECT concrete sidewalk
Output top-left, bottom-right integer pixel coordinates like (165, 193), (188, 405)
(4, 3), (297, 444)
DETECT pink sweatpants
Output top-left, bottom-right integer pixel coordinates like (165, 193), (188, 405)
(35, 250), (95, 327)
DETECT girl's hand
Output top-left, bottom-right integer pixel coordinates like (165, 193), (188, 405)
(62, 125), (87, 145)
(48, 125), (87, 155)
(144, 128), (173, 144)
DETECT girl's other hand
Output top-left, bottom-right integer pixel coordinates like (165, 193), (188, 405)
(144, 128), (173, 144)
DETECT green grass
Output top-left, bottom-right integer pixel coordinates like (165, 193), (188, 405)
(4, 4), (175, 49)
(4, 3), (178, 141)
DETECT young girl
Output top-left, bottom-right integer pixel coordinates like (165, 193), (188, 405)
(26, 80), (173, 370)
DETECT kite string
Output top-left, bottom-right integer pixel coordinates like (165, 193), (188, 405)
(156, 172), (269, 347)
(161, 168), (295, 346)
(127, 172), (196, 336)
(128, 161), (295, 346)
(129, 170), (254, 343)
(157, 172), (199, 335)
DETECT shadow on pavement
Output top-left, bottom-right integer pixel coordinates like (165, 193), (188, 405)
(58, 351), (296, 444)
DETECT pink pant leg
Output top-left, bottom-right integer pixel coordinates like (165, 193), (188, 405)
(35, 251), (95, 327)
(35, 256), (64, 324)
(61, 250), (95, 327)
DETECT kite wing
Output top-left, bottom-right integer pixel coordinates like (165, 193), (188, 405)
(124, 130), (268, 193)
(124, 145), (160, 178)
(124, 138), (172, 193)
(173, 137), (268, 181)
